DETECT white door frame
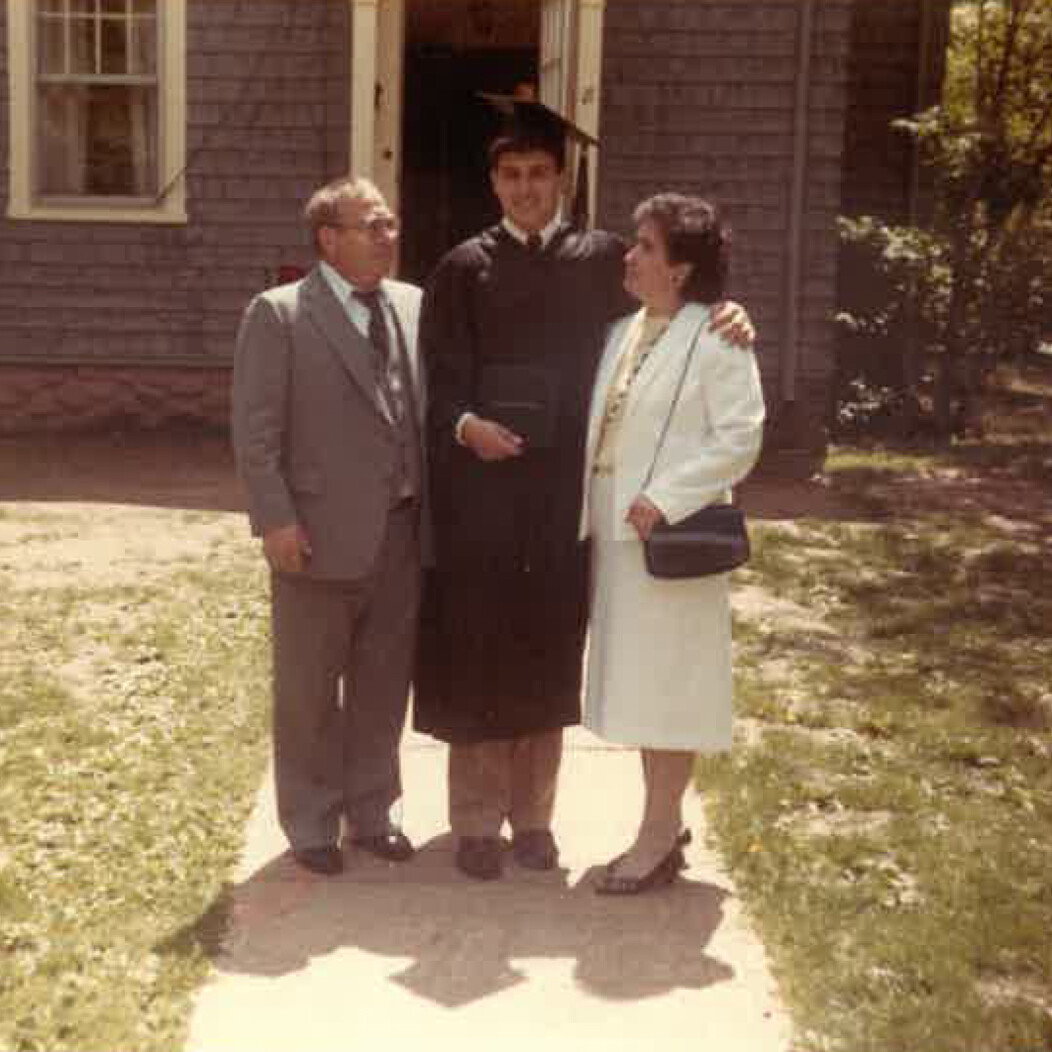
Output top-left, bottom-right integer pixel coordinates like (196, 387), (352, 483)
(349, 0), (378, 180)
(354, 0), (606, 222)
(576, 0), (606, 221)
(350, 0), (404, 214)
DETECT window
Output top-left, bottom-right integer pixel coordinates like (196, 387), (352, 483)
(7, 0), (186, 222)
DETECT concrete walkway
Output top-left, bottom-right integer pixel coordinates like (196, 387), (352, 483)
(186, 727), (792, 1052)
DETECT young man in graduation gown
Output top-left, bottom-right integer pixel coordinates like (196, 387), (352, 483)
(414, 101), (750, 880)
(413, 101), (631, 880)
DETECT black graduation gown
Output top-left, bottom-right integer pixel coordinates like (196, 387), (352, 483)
(414, 223), (635, 744)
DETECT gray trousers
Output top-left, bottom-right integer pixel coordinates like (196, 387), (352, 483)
(448, 729), (563, 838)
(270, 504), (420, 851)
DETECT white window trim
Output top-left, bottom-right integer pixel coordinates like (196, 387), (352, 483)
(6, 0), (187, 224)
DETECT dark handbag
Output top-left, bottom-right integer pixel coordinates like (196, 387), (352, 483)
(640, 319), (750, 579)
(643, 504), (750, 578)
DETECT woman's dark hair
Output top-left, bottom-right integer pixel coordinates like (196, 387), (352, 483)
(632, 193), (730, 303)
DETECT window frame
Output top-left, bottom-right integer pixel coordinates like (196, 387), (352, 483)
(6, 0), (187, 224)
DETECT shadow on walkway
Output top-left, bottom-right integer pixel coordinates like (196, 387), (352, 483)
(164, 834), (732, 1010)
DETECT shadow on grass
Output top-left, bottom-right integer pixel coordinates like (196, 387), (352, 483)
(827, 438), (1052, 526)
(157, 885), (236, 962)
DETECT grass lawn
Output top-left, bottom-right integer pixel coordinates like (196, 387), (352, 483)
(0, 358), (1048, 1052)
(701, 357), (1052, 1052)
(0, 506), (270, 1052)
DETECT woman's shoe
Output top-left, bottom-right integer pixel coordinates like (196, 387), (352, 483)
(602, 830), (691, 876)
(595, 844), (686, 896)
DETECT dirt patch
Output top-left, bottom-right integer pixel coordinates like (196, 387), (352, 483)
(0, 430), (243, 512)
(738, 476), (864, 522)
(0, 503), (250, 588)
(0, 431), (870, 521)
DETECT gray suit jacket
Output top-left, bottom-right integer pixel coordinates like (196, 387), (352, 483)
(231, 265), (426, 580)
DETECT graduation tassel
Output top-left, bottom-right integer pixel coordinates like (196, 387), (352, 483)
(572, 148), (591, 230)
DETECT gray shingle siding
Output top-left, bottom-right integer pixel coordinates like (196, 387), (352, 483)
(0, 0), (945, 455)
(841, 0), (950, 222)
(599, 0), (852, 447)
(0, 0), (348, 371)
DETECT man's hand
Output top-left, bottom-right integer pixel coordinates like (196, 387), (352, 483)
(626, 496), (666, 541)
(263, 523), (312, 574)
(709, 300), (755, 349)
(462, 416), (524, 462)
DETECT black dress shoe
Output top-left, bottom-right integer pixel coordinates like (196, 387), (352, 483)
(595, 836), (690, 897)
(512, 829), (559, 871)
(455, 836), (503, 880)
(351, 829), (415, 863)
(292, 845), (344, 876)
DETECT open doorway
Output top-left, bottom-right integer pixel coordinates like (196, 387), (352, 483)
(399, 0), (540, 283)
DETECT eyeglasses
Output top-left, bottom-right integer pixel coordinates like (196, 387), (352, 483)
(328, 215), (400, 238)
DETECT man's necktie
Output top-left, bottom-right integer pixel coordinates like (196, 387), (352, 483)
(526, 233), (543, 254)
(353, 289), (390, 364)
(353, 289), (404, 423)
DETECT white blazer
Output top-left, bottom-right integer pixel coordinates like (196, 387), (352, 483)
(579, 302), (766, 542)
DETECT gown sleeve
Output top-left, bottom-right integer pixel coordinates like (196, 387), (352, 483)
(421, 247), (482, 441)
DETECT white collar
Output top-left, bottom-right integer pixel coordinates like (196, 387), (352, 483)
(319, 260), (383, 303)
(501, 210), (563, 248)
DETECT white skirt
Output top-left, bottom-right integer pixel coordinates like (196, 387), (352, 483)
(584, 475), (733, 752)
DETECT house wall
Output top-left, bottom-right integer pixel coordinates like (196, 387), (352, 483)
(840, 0), (950, 223)
(0, 0), (946, 454)
(834, 0), (951, 404)
(0, 0), (349, 432)
(598, 0), (854, 460)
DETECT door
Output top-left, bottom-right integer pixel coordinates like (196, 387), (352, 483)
(539, 0), (606, 224)
(538, 0), (576, 114)
(374, 0), (405, 216)
(380, 0), (608, 277)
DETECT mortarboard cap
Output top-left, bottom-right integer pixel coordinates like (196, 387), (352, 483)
(478, 92), (598, 227)
(478, 92), (599, 154)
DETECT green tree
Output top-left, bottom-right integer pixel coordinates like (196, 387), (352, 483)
(904, 0), (1052, 434)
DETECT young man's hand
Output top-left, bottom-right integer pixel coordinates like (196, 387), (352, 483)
(462, 416), (525, 462)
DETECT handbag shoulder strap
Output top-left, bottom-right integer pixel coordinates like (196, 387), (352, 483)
(641, 313), (707, 490)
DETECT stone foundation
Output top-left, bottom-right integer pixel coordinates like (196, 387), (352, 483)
(0, 365), (231, 434)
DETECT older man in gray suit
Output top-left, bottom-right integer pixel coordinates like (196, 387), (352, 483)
(232, 176), (424, 876)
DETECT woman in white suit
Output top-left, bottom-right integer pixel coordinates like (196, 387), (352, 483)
(580, 193), (765, 895)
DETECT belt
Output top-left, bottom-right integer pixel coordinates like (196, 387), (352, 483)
(591, 464), (613, 477)
(390, 495), (420, 513)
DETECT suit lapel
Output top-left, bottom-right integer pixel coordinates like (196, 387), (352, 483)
(301, 268), (388, 421)
(622, 304), (708, 425)
(586, 312), (640, 467)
